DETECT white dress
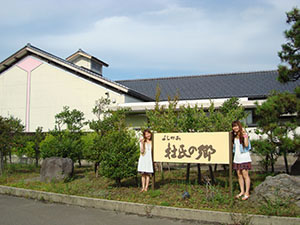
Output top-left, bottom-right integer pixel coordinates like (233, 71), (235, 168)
(233, 138), (252, 164)
(137, 142), (153, 173)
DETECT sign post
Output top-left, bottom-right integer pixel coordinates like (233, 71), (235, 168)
(152, 137), (155, 190)
(229, 132), (233, 197)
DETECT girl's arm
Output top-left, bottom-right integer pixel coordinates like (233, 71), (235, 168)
(242, 129), (249, 147)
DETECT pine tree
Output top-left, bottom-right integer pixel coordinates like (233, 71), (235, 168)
(278, 8), (300, 83)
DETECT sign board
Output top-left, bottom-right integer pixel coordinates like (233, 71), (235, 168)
(153, 132), (231, 164)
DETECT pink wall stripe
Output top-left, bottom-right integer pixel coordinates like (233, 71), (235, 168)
(25, 71), (31, 132)
(17, 57), (42, 132)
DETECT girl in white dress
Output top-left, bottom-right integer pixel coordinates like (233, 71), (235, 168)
(232, 120), (252, 200)
(137, 129), (153, 192)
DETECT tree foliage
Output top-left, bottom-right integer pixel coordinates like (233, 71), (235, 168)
(40, 107), (86, 165)
(146, 94), (180, 132)
(251, 139), (277, 172)
(55, 106), (87, 131)
(85, 97), (138, 183)
(278, 7), (300, 83)
(40, 130), (84, 162)
(16, 127), (45, 167)
(99, 129), (139, 186)
(91, 108), (138, 185)
(0, 116), (24, 175)
(146, 95), (246, 133)
(255, 91), (300, 173)
(87, 98), (121, 176)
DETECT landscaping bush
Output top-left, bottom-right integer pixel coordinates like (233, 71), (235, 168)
(15, 127), (45, 167)
(82, 132), (101, 176)
(0, 116), (24, 175)
(99, 129), (139, 186)
(40, 130), (83, 163)
(40, 106), (86, 166)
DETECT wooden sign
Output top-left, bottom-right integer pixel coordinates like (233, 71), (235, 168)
(153, 132), (231, 164)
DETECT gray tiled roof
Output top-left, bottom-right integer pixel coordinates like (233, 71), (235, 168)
(117, 71), (300, 101)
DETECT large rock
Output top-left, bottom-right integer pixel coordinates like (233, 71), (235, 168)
(250, 174), (300, 207)
(40, 157), (73, 182)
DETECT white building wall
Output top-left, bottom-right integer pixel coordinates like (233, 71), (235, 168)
(72, 57), (91, 70)
(0, 66), (27, 122)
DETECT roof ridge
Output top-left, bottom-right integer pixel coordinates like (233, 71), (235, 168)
(71, 48), (92, 57)
(78, 48), (89, 55)
(26, 44), (125, 89)
(66, 48), (109, 66)
(116, 70), (278, 82)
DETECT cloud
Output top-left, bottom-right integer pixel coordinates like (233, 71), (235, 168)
(1, 0), (299, 79)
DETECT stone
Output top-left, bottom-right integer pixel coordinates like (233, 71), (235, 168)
(40, 157), (73, 182)
(182, 191), (190, 199)
(250, 173), (300, 207)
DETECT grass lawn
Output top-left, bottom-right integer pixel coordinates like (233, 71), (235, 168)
(0, 163), (299, 217)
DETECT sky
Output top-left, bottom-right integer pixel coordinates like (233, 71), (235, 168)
(0, 0), (299, 81)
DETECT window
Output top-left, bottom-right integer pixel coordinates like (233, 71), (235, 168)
(242, 109), (255, 127)
(91, 61), (102, 74)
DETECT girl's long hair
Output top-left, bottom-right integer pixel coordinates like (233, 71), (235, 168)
(142, 129), (152, 152)
(143, 129), (152, 141)
(232, 120), (245, 147)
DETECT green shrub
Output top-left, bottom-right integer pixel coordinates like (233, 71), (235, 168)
(40, 131), (83, 163)
(40, 134), (60, 159)
(39, 106), (86, 164)
(99, 130), (139, 186)
(82, 132), (104, 167)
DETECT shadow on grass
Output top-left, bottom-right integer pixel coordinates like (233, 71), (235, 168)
(153, 169), (233, 188)
(68, 165), (94, 181)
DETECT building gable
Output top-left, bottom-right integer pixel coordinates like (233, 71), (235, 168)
(0, 44), (153, 102)
(0, 55), (127, 131)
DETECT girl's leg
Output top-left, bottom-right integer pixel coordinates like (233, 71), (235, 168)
(242, 169), (251, 197)
(141, 174), (146, 191)
(145, 174), (150, 191)
(237, 170), (245, 197)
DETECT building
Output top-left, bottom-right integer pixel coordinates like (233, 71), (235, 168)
(116, 70), (300, 130)
(0, 44), (151, 132)
(1, 44), (299, 132)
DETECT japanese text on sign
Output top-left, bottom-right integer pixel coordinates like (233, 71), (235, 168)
(164, 143), (216, 161)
